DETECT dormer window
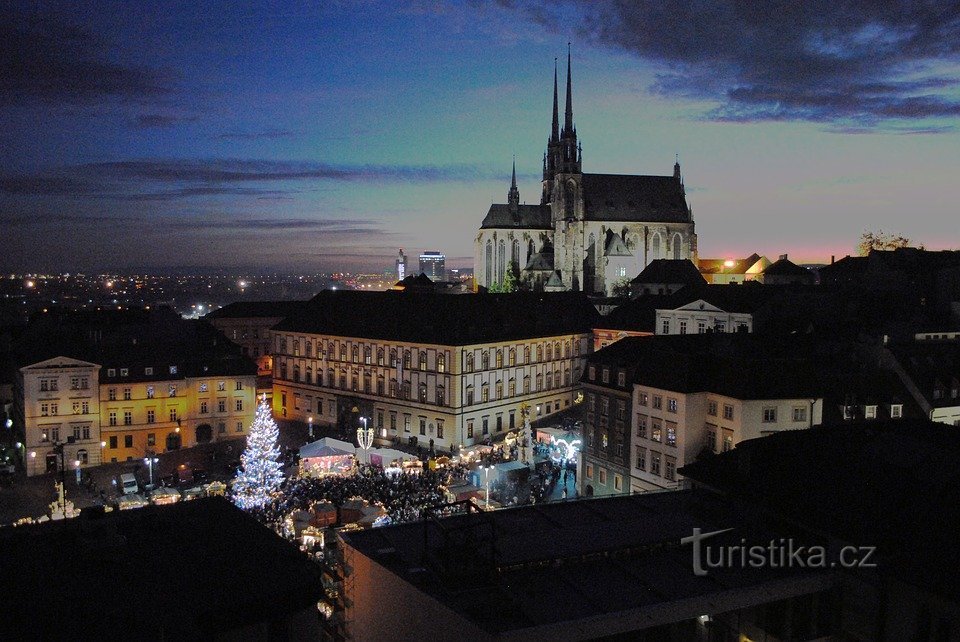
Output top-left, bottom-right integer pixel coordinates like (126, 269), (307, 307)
(107, 369), (116, 377)
(588, 366), (596, 381)
(169, 365), (178, 375)
(891, 404), (903, 419)
(120, 368), (129, 377)
(145, 367), (153, 376)
(842, 406), (854, 420)
(864, 405), (877, 419)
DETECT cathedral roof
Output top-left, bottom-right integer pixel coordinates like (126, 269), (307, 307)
(581, 173), (690, 223)
(480, 203), (552, 230)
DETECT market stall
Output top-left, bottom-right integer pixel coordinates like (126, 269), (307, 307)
(299, 438), (356, 476)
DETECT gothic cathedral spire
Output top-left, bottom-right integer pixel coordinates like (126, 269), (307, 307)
(551, 58), (559, 143)
(563, 43), (574, 136)
(508, 156), (520, 211)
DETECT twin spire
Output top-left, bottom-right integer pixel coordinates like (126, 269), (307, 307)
(551, 43), (575, 142)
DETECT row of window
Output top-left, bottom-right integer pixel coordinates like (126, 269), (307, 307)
(373, 412), (446, 439)
(39, 376), (93, 392)
(634, 447), (677, 481)
(465, 372), (573, 405)
(586, 394), (627, 420)
(38, 425), (92, 442)
(636, 414), (678, 446)
(464, 341), (580, 373)
(282, 339), (450, 373)
(584, 464), (624, 491)
(704, 425), (735, 453)
(659, 318), (749, 335)
(106, 365), (178, 378)
(638, 392), (680, 414)
(587, 366), (627, 387)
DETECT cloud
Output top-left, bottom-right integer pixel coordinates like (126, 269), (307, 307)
(0, 15), (174, 105)
(0, 158), (505, 201)
(216, 130), (297, 141)
(136, 114), (195, 128)
(501, 0), (960, 131)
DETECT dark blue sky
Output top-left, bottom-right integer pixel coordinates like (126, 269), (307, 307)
(3, 1), (960, 273)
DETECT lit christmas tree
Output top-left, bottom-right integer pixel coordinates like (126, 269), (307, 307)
(232, 395), (285, 510)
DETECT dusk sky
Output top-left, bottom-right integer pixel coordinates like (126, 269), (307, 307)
(3, 1), (960, 273)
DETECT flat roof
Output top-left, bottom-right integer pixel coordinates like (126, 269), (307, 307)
(341, 490), (830, 636)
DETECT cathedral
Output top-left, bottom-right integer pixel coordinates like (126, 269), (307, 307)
(475, 49), (697, 296)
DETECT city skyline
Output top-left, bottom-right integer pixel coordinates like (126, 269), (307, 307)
(4, 2), (960, 273)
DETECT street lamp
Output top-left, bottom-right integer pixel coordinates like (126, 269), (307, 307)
(356, 416), (374, 465)
(144, 456), (160, 487)
(308, 416), (314, 440)
(480, 464), (494, 509)
(100, 440), (106, 464)
(74, 459), (81, 485)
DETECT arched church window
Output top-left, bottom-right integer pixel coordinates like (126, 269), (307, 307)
(511, 239), (520, 266)
(497, 240), (506, 284)
(652, 233), (662, 260)
(485, 240), (493, 287)
(672, 233), (683, 260)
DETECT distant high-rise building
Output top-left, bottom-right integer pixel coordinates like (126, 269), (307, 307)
(396, 249), (407, 281)
(418, 251), (446, 280)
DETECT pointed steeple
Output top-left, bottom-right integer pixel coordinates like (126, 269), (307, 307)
(508, 156), (520, 210)
(551, 58), (559, 143)
(674, 154), (681, 180)
(563, 43), (574, 134)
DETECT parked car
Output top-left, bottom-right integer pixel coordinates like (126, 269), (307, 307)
(119, 473), (139, 495)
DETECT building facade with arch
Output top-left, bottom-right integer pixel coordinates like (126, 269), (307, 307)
(475, 49), (697, 296)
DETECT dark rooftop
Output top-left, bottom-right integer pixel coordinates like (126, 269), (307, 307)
(480, 203), (552, 230)
(581, 173), (691, 223)
(274, 290), (599, 345)
(14, 309), (256, 381)
(341, 490), (826, 636)
(0, 498), (324, 640)
(631, 259), (706, 287)
(205, 299), (308, 319)
(584, 334), (825, 399)
(681, 419), (960, 602)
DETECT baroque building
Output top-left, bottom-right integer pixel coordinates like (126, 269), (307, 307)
(475, 48), (697, 296)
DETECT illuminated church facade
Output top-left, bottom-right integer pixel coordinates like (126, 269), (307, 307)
(475, 50), (697, 296)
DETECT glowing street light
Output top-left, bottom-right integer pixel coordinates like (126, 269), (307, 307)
(356, 416), (374, 465)
(480, 464), (494, 509)
(74, 459), (82, 485)
(144, 456), (160, 487)
(308, 416), (314, 439)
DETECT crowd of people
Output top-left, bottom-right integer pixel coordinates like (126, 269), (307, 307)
(254, 463), (470, 527)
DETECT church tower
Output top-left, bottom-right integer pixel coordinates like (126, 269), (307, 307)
(508, 156), (520, 213)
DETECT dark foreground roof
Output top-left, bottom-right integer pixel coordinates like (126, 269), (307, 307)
(584, 334), (824, 399)
(631, 259), (707, 286)
(681, 419), (960, 602)
(341, 490), (825, 637)
(581, 173), (690, 222)
(0, 498), (324, 640)
(274, 290), (600, 345)
(205, 300), (308, 319)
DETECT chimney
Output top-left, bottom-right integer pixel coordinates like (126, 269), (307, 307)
(779, 254), (788, 261)
(831, 255), (835, 264)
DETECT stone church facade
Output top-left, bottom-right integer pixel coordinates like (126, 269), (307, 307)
(475, 50), (697, 296)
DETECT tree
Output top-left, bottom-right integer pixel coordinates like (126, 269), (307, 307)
(232, 396), (285, 510)
(500, 261), (520, 293)
(611, 277), (632, 298)
(858, 230), (921, 256)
